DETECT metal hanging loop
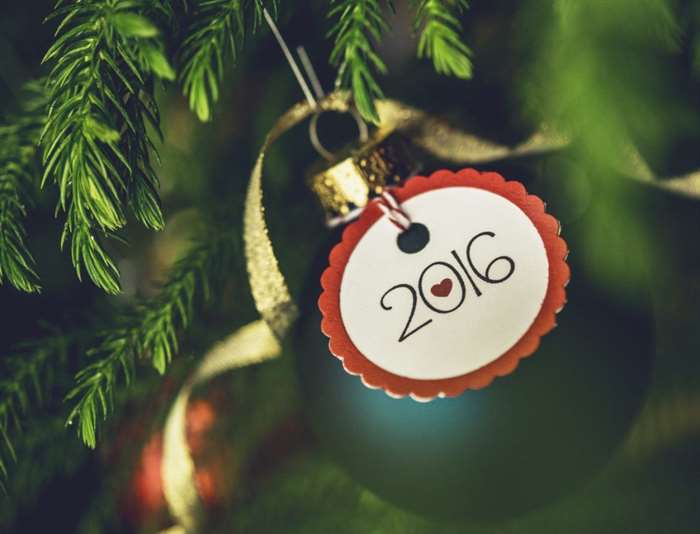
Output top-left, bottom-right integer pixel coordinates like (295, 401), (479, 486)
(263, 9), (370, 161)
(309, 109), (369, 161)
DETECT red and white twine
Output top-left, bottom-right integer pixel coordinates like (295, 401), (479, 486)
(377, 190), (411, 231)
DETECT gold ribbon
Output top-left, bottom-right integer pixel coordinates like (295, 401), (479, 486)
(161, 320), (281, 534)
(161, 93), (357, 533)
(160, 91), (700, 533)
(375, 102), (569, 165)
(243, 92), (354, 337)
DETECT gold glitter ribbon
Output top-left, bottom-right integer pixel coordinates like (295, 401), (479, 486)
(161, 93), (358, 534)
(161, 320), (281, 534)
(243, 92), (353, 337)
(160, 92), (700, 533)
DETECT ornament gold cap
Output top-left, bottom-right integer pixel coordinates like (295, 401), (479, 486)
(309, 131), (419, 226)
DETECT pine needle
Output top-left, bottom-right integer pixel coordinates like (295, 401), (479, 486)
(0, 334), (70, 483)
(178, 0), (277, 122)
(41, 0), (176, 294)
(329, 0), (394, 124)
(0, 82), (46, 293)
(413, 0), (472, 79)
(65, 226), (237, 448)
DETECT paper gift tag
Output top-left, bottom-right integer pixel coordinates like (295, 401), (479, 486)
(319, 169), (570, 401)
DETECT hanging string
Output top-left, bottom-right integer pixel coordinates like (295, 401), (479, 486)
(262, 8), (317, 107)
(377, 190), (412, 231)
(263, 9), (367, 160)
(296, 46), (326, 101)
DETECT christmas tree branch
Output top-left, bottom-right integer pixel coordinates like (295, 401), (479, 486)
(65, 225), (237, 448)
(412, 0), (472, 78)
(177, 0), (277, 122)
(41, 0), (176, 294)
(329, 0), (394, 124)
(0, 332), (70, 486)
(0, 81), (46, 294)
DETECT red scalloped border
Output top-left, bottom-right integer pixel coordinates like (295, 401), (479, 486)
(318, 169), (570, 401)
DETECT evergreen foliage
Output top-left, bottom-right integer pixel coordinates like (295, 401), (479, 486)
(329, 0), (393, 124)
(329, 0), (472, 123)
(412, 0), (472, 78)
(0, 333), (69, 486)
(178, 0), (278, 122)
(65, 226), (237, 448)
(41, 0), (175, 294)
(0, 82), (45, 294)
(532, 0), (679, 167)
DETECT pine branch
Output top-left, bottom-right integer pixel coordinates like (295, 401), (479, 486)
(0, 82), (46, 293)
(178, 0), (277, 122)
(65, 226), (237, 448)
(329, 0), (393, 124)
(41, 0), (176, 294)
(412, 0), (472, 79)
(0, 333), (70, 487)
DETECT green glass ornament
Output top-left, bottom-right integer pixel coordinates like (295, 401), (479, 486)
(295, 145), (654, 520)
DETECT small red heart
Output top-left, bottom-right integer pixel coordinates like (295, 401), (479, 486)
(430, 278), (453, 297)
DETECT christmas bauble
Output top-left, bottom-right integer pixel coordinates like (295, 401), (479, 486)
(294, 146), (654, 520)
(118, 399), (229, 529)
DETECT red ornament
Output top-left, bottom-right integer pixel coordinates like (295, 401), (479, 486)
(120, 399), (227, 528)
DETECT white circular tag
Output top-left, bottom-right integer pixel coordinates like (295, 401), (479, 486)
(320, 169), (569, 400)
(341, 186), (549, 380)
